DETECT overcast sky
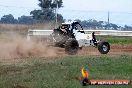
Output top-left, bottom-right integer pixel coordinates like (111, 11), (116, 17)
(63, 0), (132, 12)
(0, 0), (132, 26)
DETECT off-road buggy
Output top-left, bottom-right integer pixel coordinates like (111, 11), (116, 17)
(49, 21), (110, 55)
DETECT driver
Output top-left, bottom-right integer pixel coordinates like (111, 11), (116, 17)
(60, 25), (67, 33)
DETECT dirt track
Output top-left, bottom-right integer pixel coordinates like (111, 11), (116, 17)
(55, 44), (132, 56)
(0, 35), (132, 61)
(53, 43), (132, 56)
(78, 45), (132, 56)
(0, 44), (132, 64)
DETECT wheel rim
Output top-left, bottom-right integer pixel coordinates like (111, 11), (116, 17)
(102, 45), (108, 52)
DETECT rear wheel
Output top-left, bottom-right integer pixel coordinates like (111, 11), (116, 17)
(98, 41), (110, 54)
(65, 39), (79, 55)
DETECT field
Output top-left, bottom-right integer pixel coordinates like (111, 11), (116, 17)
(0, 24), (132, 88)
(97, 36), (132, 45)
(0, 55), (132, 88)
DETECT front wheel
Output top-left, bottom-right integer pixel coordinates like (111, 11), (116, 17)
(98, 41), (110, 54)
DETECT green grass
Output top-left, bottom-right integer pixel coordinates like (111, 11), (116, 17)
(0, 55), (132, 88)
(97, 36), (132, 45)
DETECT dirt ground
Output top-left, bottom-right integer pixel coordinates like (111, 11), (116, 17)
(56, 45), (132, 56)
(0, 44), (132, 64)
(40, 44), (132, 56)
(78, 45), (132, 56)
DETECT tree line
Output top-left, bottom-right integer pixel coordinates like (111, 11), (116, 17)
(0, 14), (33, 24)
(75, 19), (132, 31)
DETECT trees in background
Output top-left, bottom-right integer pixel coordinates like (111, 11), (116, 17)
(30, 0), (64, 23)
(0, 14), (132, 30)
(0, 14), (18, 24)
(18, 16), (33, 24)
(74, 19), (132, 30)
(0, 14), (33, 24)
(79, 19), (119, 30)
(0, 0), (64, 24)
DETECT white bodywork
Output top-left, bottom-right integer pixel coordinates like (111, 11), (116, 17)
(73, 29), (95, 47)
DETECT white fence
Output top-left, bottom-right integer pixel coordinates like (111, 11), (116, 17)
(28, 29), (132, 37)
(84, 30), (132, 36)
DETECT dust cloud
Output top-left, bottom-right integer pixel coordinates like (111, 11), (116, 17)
(0, 33), (60, 59)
